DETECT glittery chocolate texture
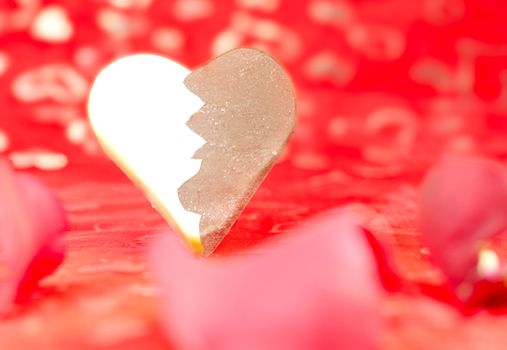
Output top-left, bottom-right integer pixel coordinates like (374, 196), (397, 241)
(178, 48), (296, 256)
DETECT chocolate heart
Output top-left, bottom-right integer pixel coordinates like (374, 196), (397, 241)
(88, 48), (296, 256)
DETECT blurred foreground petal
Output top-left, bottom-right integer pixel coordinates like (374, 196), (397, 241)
(150, 212), (382, 350)
(0, 159), (68, 314)
(420, 155), (507, 290)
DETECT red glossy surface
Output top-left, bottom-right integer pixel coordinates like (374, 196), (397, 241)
(1, 0), (507, 348)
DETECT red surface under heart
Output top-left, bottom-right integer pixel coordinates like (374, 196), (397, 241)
(2, 0), (507, 349)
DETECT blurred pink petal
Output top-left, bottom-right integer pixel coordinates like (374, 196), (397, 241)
(150, 212), (382, 350)
(363, 228), (402, 292)
(0, 159), (68, 313)
(420, 155), (507, 287)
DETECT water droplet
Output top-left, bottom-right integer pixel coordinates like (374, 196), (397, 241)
(173, 0), (214, 21)
(423, 0), (465, 25)
(327, 116), (350, 141)
(151, 27), (185, 53)
(30, 5), (74, 43)
(9, 149), (68, 171)
(96, 9), (147, 40)
(109, 0), (153, 9)
(410, 58), (453, 92)
(12, 64), (88, 103)
(0, 52), (9, 77)
(212, 30), (243, 56)
(304, 51), (356, 85)
(0, 130), (9, 153)
(291, 152), (331, 170)
(236, 0), (280, 12)
(308, 0), (356, 28)
(345, 23), (405, 61)
(66, 119), (88, 144)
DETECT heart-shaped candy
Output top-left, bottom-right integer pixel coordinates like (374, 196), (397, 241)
(88, 48), (296, 256)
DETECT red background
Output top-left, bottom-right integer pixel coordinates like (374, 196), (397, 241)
(1, 0), (507, 348)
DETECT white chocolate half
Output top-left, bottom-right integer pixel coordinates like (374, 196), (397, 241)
(88, 54), (205, 252)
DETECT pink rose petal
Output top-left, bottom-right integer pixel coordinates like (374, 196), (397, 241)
(420, 155), (507, 288)
(0, 158), (68, 313)
(363, 228), (403, 292)
(149, 212), (382, 350)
